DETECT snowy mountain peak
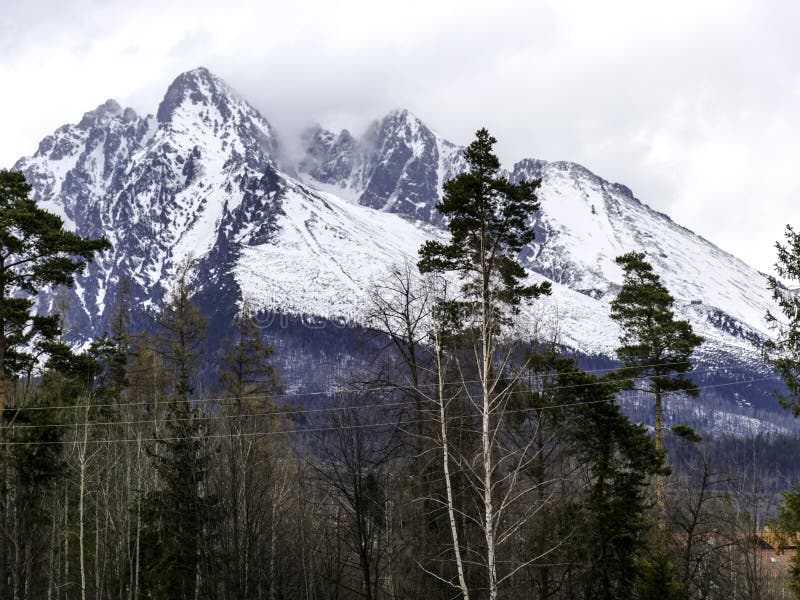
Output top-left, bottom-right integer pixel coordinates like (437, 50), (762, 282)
(9, 70), (784, 423)
(298, 108), (466, 223)
(157, 66), (230, 123)
(374, 108), (424, 132)
(78, 99), (125, 129)
(11, 68), (289, 332)
(155, 67), (277, 160)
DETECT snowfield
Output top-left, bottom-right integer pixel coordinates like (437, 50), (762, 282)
(11, 68), (782, 422)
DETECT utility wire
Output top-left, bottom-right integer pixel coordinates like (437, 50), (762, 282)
(5, 360), (750, 414)
(4, 369), (774, 429)
(0, 375), (783, 442)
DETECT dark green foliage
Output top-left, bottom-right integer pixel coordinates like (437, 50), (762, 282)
(6, 407), (62, 487)
(551, 361), (666, 599)
(141, 269), (218, 599)
(88, 334), (129, 409)
(0, 170), (109, 599)
(770, 482), (800, 596)
(0, 170), (110, 381)
(635, 549), (688, 600)
(670, 424), (701, 443)
(141, 400), (217, 599)
(611, 252), (703, 520)
(418, 128), (550, 321)
(764, 224), (800, 414)
(610, 252), (703, 393)
(89, 276), (133, 407)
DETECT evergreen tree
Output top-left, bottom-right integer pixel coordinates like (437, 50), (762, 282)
(216, 307), (281, 598)
(0, 170), (109, 398)
(417, 128), (550, 599)
(141, 263), (217, 599)
(765, 226), (800, 597)
(610, 252), (703, 514)
(635, 549), (688, 600)
(418, 128), (551, 320)
(219, 304), (279, 407)
(769, 482), (800, 597)
(552, 360), (666, 599)
(764, 224), (800, 413)
(0, 170), (109, 597)
(88, 275), (133, 409)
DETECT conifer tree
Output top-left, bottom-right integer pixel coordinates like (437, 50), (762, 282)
(216, 306), (281, 598)
(219, 304), (279, 407)
(764, 225), (800, 596)
(553, 361), (666, 599)
(418, 128), (550, 600)
(142, 263), (216, 600)
(0, 170), (109, 597)
(89, 275), (133, 409)
(610, 252), (703, 515)
(764, 224), (800, 413)
(418, 128), (551, 319)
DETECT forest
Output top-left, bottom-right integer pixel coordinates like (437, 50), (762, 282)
(2, 130), (800, 600)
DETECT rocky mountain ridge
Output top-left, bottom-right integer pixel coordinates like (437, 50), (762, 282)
(10, 68), (783, 428)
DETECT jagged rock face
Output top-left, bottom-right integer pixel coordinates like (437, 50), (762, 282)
(299, 127), (358, 184)
(10, 67), (778, 373)
(14, 67), (281, 335)
(298, 109), (466, 224)
(297, 119), (776, 361)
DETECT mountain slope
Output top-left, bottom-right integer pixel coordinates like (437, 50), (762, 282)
(298, 115), (776, 365)
(11, 68), (779, 400)
(299, 109), (466, 224)
(15, 67), (278, 327)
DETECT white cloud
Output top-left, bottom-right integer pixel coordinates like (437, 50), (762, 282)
(1, 0), (798, 274)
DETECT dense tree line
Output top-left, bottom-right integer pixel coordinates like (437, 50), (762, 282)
(0, 130), (799, 600)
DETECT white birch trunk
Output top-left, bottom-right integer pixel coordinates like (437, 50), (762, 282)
(481, 247), (498, 600)
(435, 338), (470, 599)
(78, 404), (89, 600)
(133, 434), (142, 600)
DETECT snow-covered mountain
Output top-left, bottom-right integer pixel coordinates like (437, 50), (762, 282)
(296, 109), (776, 364)
(298, 110), (465, 225)
(11, 68), (781, 417)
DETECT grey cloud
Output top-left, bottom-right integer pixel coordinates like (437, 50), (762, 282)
(2, 0), (799, 274)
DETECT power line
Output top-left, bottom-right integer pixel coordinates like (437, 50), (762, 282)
(0, 397), (628, 446)
(0, 375), (783, 442)
(5, 370), (776, 431)
(4, 360), (748, 414)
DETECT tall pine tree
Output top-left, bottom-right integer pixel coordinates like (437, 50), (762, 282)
(610, 252), (703, 516)
(764, 224), (800, 413)
(764, 225), (800, 596)
(418, 128), (550, 600)
(0, 170), (109, 597)
(141, 263), (217, 600)
(554, 361), (666, 599)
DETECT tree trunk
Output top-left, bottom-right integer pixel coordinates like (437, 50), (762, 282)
(655, 385), (666, 523)
(0, 307), (7, 600)
(133, 435), (142, 600)
(435, 339), (470, 599)
(48, 491), (57, 600)
(64, 483), (70, 600)
(0, 458), (7, 600)
(78, 412), (89, 600)
(269, 499), (277, 600)
(481, 289), (498, 600)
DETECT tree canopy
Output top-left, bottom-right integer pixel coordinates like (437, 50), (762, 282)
(764, 224), (800, 414)
(0, 170), (110, 382)
(418, 127), (550, 323)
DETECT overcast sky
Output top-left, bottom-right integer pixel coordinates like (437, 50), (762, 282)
(1, 0), (798, 275)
